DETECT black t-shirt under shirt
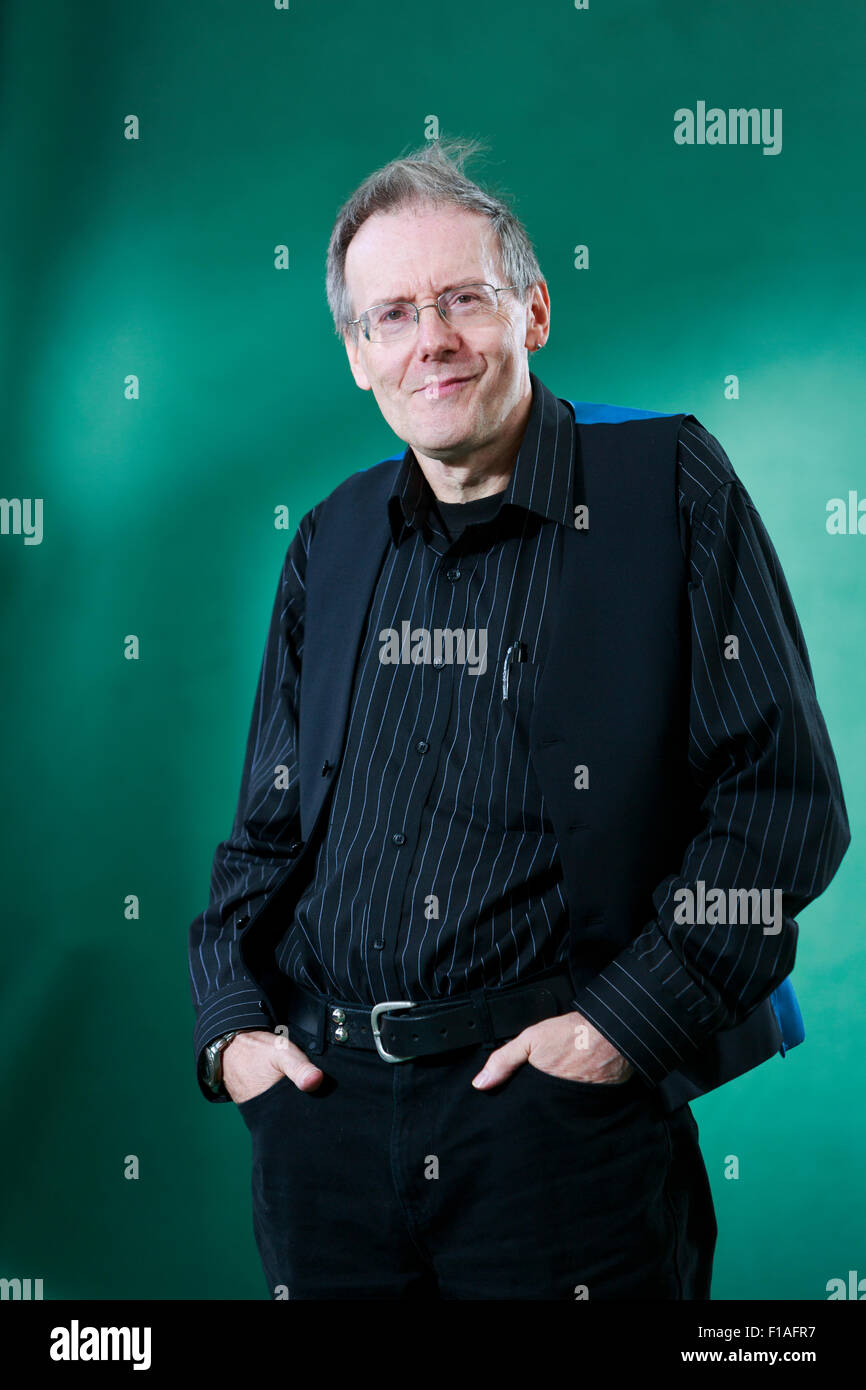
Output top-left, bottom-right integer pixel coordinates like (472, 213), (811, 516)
(433, 489), (506, 541)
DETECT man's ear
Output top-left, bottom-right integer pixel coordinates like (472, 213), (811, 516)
(524, 279), (551, 354)
(343, 330), (372, 391)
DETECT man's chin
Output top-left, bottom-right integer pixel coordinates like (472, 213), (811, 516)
(380, 400), (480, 459)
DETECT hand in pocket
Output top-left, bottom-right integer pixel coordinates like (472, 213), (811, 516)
(222, 1029), (324, 1103)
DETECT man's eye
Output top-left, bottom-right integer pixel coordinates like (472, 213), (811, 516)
(377, 306), (410, 324)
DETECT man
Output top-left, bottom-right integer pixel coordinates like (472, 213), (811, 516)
(188, 138), (850, 1300)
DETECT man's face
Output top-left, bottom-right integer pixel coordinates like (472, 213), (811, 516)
(342, 203), (546, 463)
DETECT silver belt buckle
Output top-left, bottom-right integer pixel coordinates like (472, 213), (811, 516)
(370, 1000), (417, 1062)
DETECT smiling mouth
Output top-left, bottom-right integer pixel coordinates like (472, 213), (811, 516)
(416, 376), (474, 394)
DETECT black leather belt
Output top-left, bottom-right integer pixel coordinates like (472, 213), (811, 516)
(282, 966), (577, 1061)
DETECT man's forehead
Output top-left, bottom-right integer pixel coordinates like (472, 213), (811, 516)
(346, 207), (501, 302)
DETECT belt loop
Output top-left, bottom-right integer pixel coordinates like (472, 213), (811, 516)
(307, 995), (327, 1056)
(471, 987), (496, 1048)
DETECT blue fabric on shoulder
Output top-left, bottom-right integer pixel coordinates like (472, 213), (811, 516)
(565, 399), (675, 422)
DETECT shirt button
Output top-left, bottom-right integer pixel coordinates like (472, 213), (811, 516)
(392, 832), (406, 846)
(416, 740), (430, 754)
(372, 939), (385, 950)
(445, 567), (461, 582)
(432, 656), (445, 669)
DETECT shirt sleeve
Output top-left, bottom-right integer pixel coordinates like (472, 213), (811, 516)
(187, 506), (316, 1101)
(569, 429), (851, 1086)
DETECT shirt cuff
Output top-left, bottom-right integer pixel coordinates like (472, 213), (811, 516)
(569, 945), (728, 1087)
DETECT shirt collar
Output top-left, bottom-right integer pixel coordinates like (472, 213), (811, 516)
(387, 370), (577, 544)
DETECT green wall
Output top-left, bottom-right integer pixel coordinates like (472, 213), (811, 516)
(1, 0), (862, 1299)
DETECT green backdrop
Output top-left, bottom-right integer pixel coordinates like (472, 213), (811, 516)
(1, 0), (862, 1300)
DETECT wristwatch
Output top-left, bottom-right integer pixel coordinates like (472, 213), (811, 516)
(200, 1030), (245, 1096)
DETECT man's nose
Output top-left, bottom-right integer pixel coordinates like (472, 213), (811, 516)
(413, 300), (461, 351)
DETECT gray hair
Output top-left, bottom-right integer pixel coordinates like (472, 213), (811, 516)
(325, 136), (544, 343)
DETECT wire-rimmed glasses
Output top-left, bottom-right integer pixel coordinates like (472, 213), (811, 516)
(348, 282), (518, 343)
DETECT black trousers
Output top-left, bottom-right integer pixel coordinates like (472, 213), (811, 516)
(236, 1018), (717, 1300)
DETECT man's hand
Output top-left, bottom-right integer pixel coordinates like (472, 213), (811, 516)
(470, 1010), (635, 1089)
(222, 1029), (324, 1103)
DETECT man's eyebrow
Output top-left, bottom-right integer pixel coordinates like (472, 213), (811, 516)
(368, 278), (485, 304)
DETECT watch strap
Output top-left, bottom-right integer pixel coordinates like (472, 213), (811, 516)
(201, 1028), (260, 1096)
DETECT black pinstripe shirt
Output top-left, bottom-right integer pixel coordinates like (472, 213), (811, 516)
(191, 372), (849, 1087)
(274, 377), (574, 1003)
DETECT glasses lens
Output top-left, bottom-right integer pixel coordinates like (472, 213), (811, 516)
(364, 302), (415, 342)
(441, 284), (497, 318)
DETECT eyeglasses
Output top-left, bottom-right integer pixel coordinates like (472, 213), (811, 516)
(348, 282), (518, 343)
